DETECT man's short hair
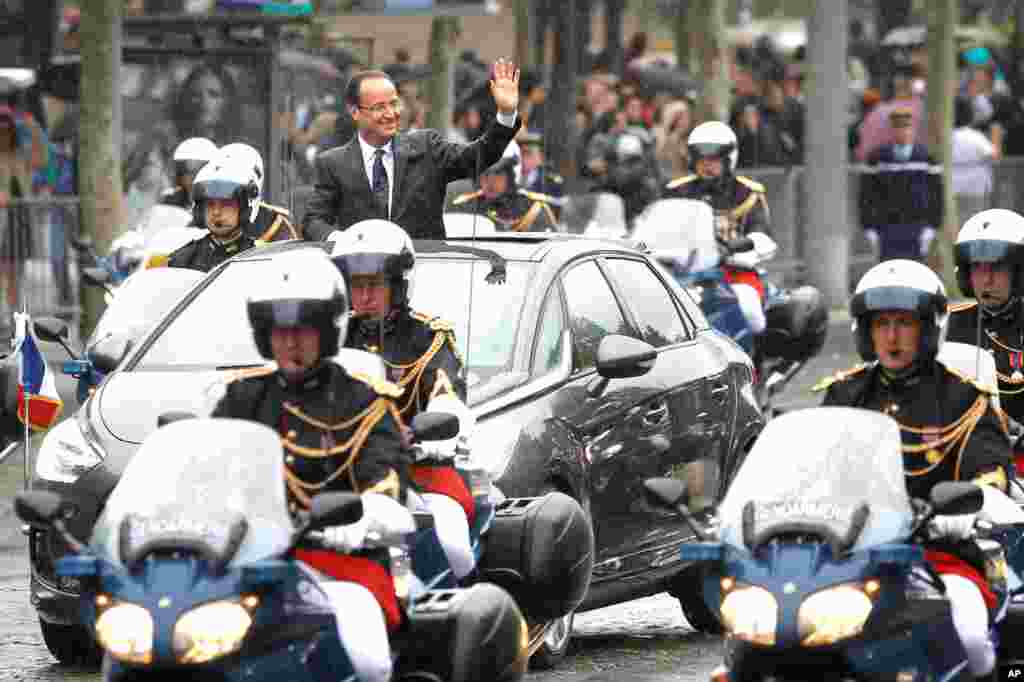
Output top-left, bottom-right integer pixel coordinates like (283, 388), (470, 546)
(344, 70), (394, 110)
(890, 106), (914, 128)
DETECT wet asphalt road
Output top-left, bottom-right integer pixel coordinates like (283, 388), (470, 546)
(0, 314), (859, 681)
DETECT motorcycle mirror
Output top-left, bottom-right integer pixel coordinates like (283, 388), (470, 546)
(34, 317), (68, 343)
(157, 411), (197, 428)
(411, 411), (459, 442)
(929, 481), (984, 517)
(725, 237), (754, 254)
(82, 266), (111, 287)
(643, 477), (688, 509)
(307, 491), (364, 532)
(89, 335), (132, 374)
(14, 490), (65, 527)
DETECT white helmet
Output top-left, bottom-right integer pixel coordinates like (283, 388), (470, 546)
(214, 143), (264, 222)
(850, 259), (948, 363)
(191, 155), (260, 230)
(172, 137), (218, 180)
(246, 249), (351, 362)
(954, 208), (1024, 298)
(330, 220), (416, 311)
(687, 121), (739, 174)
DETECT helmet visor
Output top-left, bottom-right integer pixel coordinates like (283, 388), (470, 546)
(248, 298), (335, 330)
(850, 285), (943, 319)
(688, 142), (733, 160)
(194, 179), (243, 201)
(955, 239), (1019, 266)
(333, 252), (399, 278)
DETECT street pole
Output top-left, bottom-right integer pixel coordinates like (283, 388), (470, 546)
(78, 0), (124, 340)
(547, 0), (578, 183)
(425, 16), (460, 132)
(695, 0), (730, 124)
(926, 0), (957, 288)
(804, 0), (850, 306)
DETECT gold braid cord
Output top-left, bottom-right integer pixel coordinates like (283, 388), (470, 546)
(281, 398), (391, 507)
(899, 394), (990, 480)
(983, 331), (1024, 393)
(384, 331), (447, 416)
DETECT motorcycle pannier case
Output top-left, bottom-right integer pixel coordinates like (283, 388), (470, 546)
(477, 492), (594, 621)
(762, 285), (828, 362)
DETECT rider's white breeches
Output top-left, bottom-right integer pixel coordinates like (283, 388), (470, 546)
(321, 580), (393, 682)
(941, 573), (995, 677)
(732, 282), (766, 335)
(421, 491), (475, 580)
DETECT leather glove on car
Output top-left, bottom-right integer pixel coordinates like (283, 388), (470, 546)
(927, 513), (977, 542)
(864, 228), (880, 250)
(326, 230), (346, 244)
(918, 227), (937, 258)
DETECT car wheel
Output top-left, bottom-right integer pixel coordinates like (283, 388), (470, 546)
(530, 611), (575, 670)
(669, 566), (724, 635)
(39, 618), (102, 667)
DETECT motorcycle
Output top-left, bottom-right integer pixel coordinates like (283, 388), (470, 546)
(634, 198), (829, 418)
(643, 406), (1024, 682)
(13, 417), (530, 682)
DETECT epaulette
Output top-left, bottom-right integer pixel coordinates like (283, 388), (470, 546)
(940, 362), (996, 396)
(223, 364), (276, 384)
(258, 201), (290, 217)
(811, 363), (869, 393)
(948, 301), (978, 314)
(520, 189), (554, 203)
(348, 371), (404, 399)
(452, 190), (483, 206)
(736, 175), (766, 193)
(411, 310), (454, 333)
(665, 174), (697, 190)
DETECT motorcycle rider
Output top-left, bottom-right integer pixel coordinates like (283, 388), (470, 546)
(214, 142), (300, 242)
(815, 259), (1011, 680)
(451, 156), (558, 232)
(166, 153), (258, 272)
(159, 137), (218, 209)
(331, 220), (477, 582)
(588, 126), (663, 229)
(211, 249), (407, 682)
(947, 209), (1024, 427)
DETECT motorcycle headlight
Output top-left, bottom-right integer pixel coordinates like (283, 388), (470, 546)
(35, 419), (103, 484)
(94, 597), (153, 664)
(797, 580), (878, 647)
(719, 579), (778, 645)
(172, 596), (258, 664)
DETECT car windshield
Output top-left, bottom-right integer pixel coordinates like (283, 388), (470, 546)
(411, 258), (532, 404)
(633, 199), (719, 274)
(90, 419), (294, 569)
(718, 407), (914, 553)
(86, 267), (204, 353)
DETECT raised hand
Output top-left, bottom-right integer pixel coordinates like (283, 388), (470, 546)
(489, 58), (520, 115)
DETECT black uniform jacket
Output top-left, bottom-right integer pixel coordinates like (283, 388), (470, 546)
(663, 173), (771, 241)
(211, 363), (408, 509)
(947, 300), (1024, 423)
(818, 359), (1010, 502)
(347, 310), (465, 422)
(451, 188), (557, 233)
(166, 233), (257, 273)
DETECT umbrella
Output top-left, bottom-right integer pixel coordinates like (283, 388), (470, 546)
(881, 25), (927, 48)
(628, 63), (700, 101)
(278, 49), (344, 80)
(882, 24), (1008, 49)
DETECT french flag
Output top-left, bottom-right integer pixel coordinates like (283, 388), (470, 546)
(13, 312), (63, 431)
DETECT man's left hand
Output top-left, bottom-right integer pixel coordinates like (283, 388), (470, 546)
(490, 58), (520, 115)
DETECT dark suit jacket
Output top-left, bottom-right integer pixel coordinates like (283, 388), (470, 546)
(302, 118), (520, 241)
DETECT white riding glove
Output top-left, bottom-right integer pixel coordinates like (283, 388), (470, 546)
(864, 228), (880, 250)
(928, 513), (977, 542)
(919, 226), (937, 257)
(326, 230), (345, 244)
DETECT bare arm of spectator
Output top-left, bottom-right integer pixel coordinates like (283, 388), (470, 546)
(989, 122), (1004, 160)
(25, 115), (45, 172)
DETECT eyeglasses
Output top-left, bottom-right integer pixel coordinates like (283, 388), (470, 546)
(358, 99), (404, 116)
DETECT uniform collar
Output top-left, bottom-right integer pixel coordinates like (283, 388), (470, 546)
(981, 296), (1022, 324)
(275, 362), (332, 396)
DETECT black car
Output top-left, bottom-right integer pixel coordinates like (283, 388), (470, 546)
(26, 236), (763, 666)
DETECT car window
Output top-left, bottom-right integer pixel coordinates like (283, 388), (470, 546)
(561, 259), (633, 371)
(603, 258), (690, 347)
(532, 285), (566, 377)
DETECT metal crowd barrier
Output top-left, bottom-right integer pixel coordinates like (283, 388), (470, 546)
(1, 195), (81, 325)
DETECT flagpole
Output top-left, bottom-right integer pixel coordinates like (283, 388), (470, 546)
(22, 299), (29, 491)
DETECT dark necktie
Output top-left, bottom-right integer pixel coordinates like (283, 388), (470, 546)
(373, 148), (389, 218)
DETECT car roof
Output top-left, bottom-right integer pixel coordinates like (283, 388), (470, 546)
(415, 234), (648, 262)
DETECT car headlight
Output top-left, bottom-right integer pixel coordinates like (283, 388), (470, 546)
(173, 596), (258, 664)
(719, 579), (777, 645)
(797, 580), (878, 647)
(94, 596), (153, 665)
(35, 419), (103, 484)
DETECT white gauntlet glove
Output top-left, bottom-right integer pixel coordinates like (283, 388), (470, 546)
(864, 228), (880, 250)
(918, 227), (937, 258)
(320, 517), (370, 552)
(927, 513), (977, 542)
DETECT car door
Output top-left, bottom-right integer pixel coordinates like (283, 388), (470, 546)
(552, 258), (673, 576)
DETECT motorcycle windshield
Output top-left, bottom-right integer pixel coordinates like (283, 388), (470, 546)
(633, 199), (719, 273)
(718, 408), (914, 553)
(91, 419), (294, 569)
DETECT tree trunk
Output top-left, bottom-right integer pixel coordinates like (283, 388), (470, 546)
(575, 0), (593, 73)
(547, 0), (578, 182)
(515, 0), (533, 69)
(78, 0), (123, 339)
(425, 16), (460, 133)
(804, 0), (850, 306)
(926, 0), (958, 289)
(605, 0), (626, 77)
(694, 0), (730, 124)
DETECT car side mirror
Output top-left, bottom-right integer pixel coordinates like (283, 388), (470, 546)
(14, 490), (65, 528)
(158, 411), (197, 428)
(34, 318), (69, 344)
(596, 334), (657, 380)
(89, 335), (132, 374)
(411, 411), (460, 442)
(930, 481), (984, 516)
(307, 492), (364, 532)
(643, 477), (688, 510)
